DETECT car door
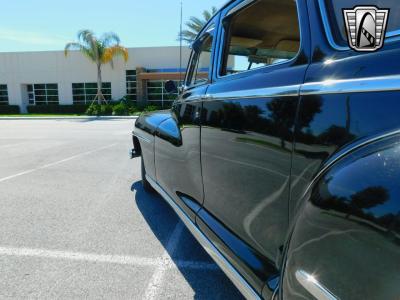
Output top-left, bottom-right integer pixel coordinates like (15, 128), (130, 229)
(196, 0), (310, 294)
(154, 17), (219, 221)
(282, 1), (400, 299)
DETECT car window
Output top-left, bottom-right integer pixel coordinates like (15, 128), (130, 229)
(185, 28), (214, 87)
(323, 0), (400, 47)
(220, 0), (300, 76)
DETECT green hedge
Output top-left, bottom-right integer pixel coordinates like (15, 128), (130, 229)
(0, 105), (20, 114)
(0, 103), (163, 116)
(27, 104), (89, 114)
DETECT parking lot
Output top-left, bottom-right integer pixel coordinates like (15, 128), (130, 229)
(0, 119), (243, 299)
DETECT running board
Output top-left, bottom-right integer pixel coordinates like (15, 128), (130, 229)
(145, 175), (261, 300)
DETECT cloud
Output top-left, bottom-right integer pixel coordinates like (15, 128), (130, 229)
(0, 28), (69, 46)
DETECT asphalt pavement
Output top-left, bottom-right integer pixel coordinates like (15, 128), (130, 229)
(0, 119), (243, 299)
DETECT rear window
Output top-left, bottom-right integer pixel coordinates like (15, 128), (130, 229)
(323, 0), (400, 47)
(220, 0), (300, 76)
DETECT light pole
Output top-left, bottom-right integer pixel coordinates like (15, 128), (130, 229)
(179, 0), (183, 86)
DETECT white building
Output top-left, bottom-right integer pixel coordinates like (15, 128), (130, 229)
(0, 46), (192, 113)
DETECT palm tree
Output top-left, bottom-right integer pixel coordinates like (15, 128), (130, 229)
(180, 7), (218, 43)
(65, 30), (128, 104)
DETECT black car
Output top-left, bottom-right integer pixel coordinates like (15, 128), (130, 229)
(131, 0), (400, 299)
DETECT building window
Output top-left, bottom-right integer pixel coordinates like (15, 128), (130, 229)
(0, 85), (8, 105)
(27, 84), (59, 105)
(126, 70), (137, 101)
(72, 82), (112, 104)
(147, 80), (179, 107)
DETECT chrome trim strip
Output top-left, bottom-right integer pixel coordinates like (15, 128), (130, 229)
(318, 0), (400, 51)
(387, 29), (400, 39)
(145, 175), (261, 300)
(210, 84), (300, 100)
(205, 74), (400, 100)
(133, 131), (152, 144)
(295, 270), (337, 300)
(301, 75), (400, 95)
(226, 0), (255, 17)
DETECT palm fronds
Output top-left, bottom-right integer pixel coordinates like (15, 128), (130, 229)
(102, 45), (129, 65)
(64, 30), (129, 104)
(179, 7), (218, 43)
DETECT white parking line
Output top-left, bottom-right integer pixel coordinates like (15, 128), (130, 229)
(0, 142), (26, 149)
(144, 222), (185, 300)
(0, 143), (117, 183)
(0, 246), (158, 267)
(0, 245), (219, 271)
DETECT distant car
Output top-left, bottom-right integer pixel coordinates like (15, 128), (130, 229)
(131, 0), (400, 299)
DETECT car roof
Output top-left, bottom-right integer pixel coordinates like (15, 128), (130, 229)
(221, 0), (237, 10)
(201, 0), (237, 30)
(216, 0), (238, 16)
(191, 0), (242, 43)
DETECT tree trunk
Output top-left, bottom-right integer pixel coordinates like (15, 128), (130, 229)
(96, 64), (105, 105)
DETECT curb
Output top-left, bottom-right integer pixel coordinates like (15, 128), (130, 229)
(0, 116), (139, 120)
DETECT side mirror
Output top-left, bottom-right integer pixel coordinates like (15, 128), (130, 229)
(164, 80), (178, 94)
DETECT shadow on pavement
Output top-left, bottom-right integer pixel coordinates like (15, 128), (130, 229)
(131, 181), (244, 300)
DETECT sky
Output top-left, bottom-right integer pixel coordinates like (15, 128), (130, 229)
(0, 0), (227, 53)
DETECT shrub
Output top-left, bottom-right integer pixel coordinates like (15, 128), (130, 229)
(144, 105), (160, 112)
(0, 105), (20, 114)
(27, 104), (88, 114)
(112, 102), (128, 116)
(85, 104), (114, 116)
(100, 104), (113, 116)
(85, 101), (161, 116)
(129, 105), (139, 115)
(116, 97), (139, 115)
(85, 104), (101, 116)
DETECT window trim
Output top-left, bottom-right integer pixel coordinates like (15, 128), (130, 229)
(184, 22), (217, 90)
(147, 79), (179, 104)
(0, 84), (9, 105)
(126, 70), (137, 100)
(216, 0), (303, 80)
(27, 83), (59, 105)
(72, 82), (112, 104)
(226, 0), (254, 17)
(318, 0), (400, 51)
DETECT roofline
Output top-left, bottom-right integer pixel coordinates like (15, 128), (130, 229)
(221, 0), (237, 11)
(192, 0), (241, 43)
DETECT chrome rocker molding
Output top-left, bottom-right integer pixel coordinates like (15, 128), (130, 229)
(145, 174), (261, 300)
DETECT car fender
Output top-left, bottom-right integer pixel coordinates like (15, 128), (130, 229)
(279, 132), (400, 300)
(133, 110), (173, 181)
